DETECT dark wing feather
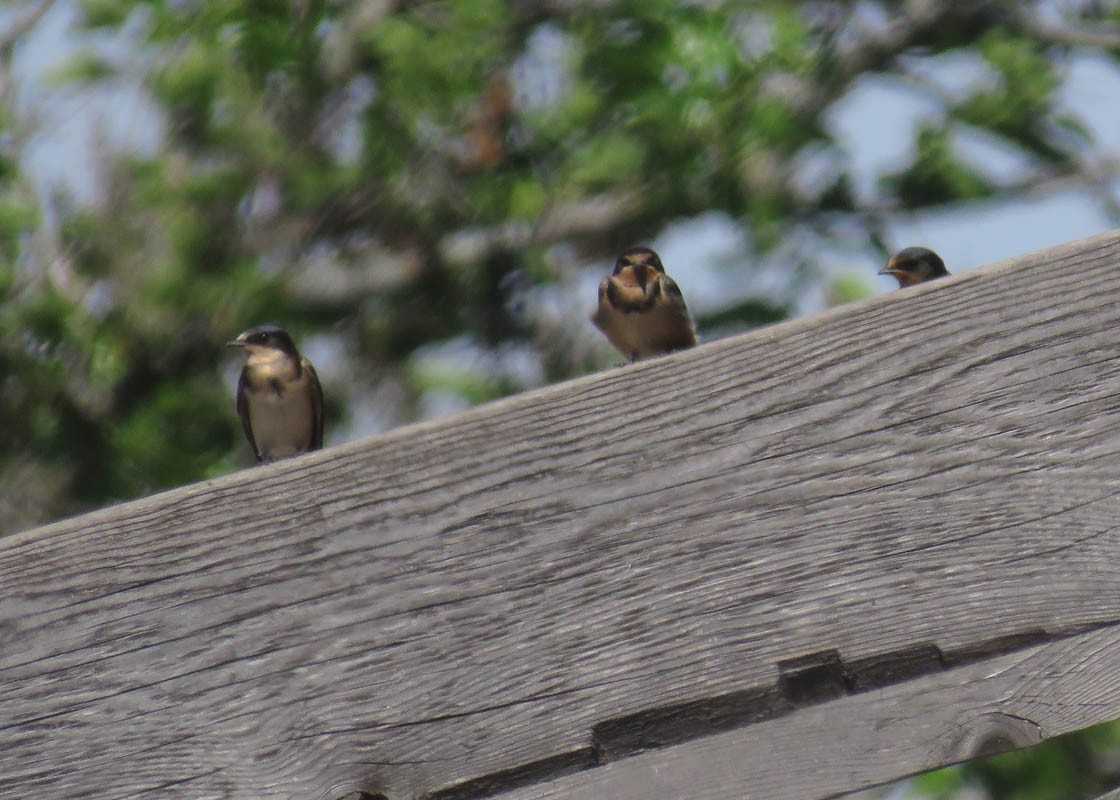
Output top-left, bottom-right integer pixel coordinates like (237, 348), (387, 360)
(660, 275), (698, 350)
(662, 274), (685, 301)
(236, 367), (262, 462)
(304, 358), (325, 451)
(662, 276), (695, 323)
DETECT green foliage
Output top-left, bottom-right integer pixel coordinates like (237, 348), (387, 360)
(110, 378), (231, 497)
(905, 719), (1120, 799)
(0, 2), (1107, 547)
(694, 298), (788, 333)
(0, 110), (37, 268)
(826, 272), (875, 307)
(79, 0), (131, 29)
(883, 123), (993, 206)
(407, 358), (512, 407)
(955, 33), (1075, 164)
(568, 133), (647, 189)
(45, 53), (116, 84)
(0, 198), (37, 259)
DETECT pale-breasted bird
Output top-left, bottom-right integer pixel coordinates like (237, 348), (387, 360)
(591, 246), (697, 362)
(879, 247), (949, 288)
(228, 325), (324, 463)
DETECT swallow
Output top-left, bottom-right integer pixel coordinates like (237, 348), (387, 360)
(879, 247), (949, 288)
(591, 246), (697, 362)
(228, 325), (324, 463)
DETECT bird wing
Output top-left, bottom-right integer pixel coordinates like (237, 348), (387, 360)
(304, 358), (325, 451)
(661, 274), (686, 303)
(663, 276), (695, 322)
(659, 275), (699, 349)
(236, 368), (262, 462)
(590, 277), (611, 327)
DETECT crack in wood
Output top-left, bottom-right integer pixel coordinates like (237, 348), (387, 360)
(417, 621), (1120, 799)
(591, 645), (941, 762)
(942, 629), (1050, 667)
(422, 748), (599, 800)
(592, 685), (789, 760)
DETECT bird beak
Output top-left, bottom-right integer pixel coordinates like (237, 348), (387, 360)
(227, 339), (246, 348)
(878, 257), (901, 276)
(633, 264), (653, 290)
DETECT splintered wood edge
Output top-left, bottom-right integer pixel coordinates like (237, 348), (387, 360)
(489, 625), (1120, 800)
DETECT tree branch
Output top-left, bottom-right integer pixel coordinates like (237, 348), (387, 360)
(0, 0), (55, 108)
(439, 190), (643, 264)
(857, 155), (1120, 217)
(0, 0), (55, 54)
(1008, 7), (1120, 50)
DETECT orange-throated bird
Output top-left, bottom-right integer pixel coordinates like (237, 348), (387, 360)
(591, 246), (697, 362)
(879, 247), (949, 288)
(228, 325), (324, 463)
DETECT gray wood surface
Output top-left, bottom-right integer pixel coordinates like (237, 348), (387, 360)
(496, 624), (1120, 800)
(4, 229), (1120, 799)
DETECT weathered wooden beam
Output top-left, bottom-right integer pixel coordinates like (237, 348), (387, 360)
(3, 229), (1120, 800)
(496, 624), (1120, 800)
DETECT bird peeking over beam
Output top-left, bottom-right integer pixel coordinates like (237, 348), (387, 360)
(228, 325), (324, 464)
(879, 247), (949, 288)
(591, 246), (698, 362)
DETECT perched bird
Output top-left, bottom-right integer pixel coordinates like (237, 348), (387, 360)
(591, 246), (697, 362)
(228, 325), (324, 463)
(879, 247), (949, 288)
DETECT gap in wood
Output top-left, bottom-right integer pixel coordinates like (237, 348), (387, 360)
(778, 648), (849, 705)
(415, 621), (1120, 799)
(846, 644), (944, 691)
(422, 748), (599, 800)
(593, 685), (788, 760)
(943, 628), (1050, 667)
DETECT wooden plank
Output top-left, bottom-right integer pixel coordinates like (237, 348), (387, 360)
(495, 624), (1120, 800)
(3, 229), (1120, 799)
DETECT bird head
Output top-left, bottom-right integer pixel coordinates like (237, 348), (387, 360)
(606, 247), (667, 308)
(879, 247), (948, 288)
(227, 325), (301, 360)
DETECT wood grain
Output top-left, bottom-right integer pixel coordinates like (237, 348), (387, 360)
(4, 230), (1120, 799)
(494, 624), (1120, 800)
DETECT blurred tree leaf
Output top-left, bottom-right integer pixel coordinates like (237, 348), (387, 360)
(694, 298), (788, 332)
(883, 123), (994, 206)
(826, 272), (875, 307)
(46, 53), (116, 84)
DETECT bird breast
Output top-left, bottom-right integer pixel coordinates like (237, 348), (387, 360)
(246, 382), (315, 460)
